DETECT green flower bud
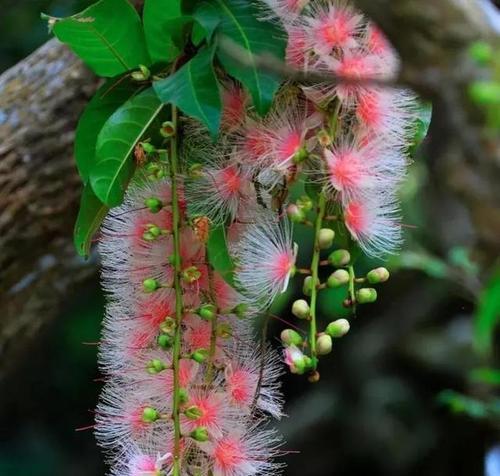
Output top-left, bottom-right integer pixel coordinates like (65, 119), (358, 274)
(184, 405), (204, 420)
(232, 303), (248, 318)
(287, 204), (306, 223)
(318, 228), (335, 249)
(160, 121), (176, 138)
(179, 388), (189, 404)
(197, 304), (217, 321)
(316, 333), (333, 355)
(326, 319), (350, 338)
(327, 269), (350, 288)
(143, 278), (160, 293)
(142, 407), (159, 423)
(157, 334), (173, 349)
(469, 81), (500, 106)
(356, 288), (378, 304)
(367, 267), (390, 284)
(145, 197), (163, 213)
(147, 359), (167, 374)
(131, 64), (151, 81)
(328, 249), (351, 267)
(141, 142), (156, 154)
(296, 195), (313, 212)
(188, 163), (204, 178)
(292, 147), (308, 164)
(317, 129), (332, 147)
(292, 299), (310, 319)
(159, 317), (176, 335)
(469, 41), (493, 65)
(182, 266), (202, 284)
(302, 276), (316, 297)
(190, 427), (209, 442)
(280, 329), (303, 346)
(191, 349), (209, 364)
(217, 323), (232, 339)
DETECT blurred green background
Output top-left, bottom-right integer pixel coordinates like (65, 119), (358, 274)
(0, 1), (499, 475)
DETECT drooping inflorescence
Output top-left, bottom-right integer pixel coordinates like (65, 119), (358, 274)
(93, 1), (420, 475)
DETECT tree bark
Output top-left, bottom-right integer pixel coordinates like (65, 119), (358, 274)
(0, 39), (98, 381)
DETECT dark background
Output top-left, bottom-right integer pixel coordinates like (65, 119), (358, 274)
(0, 1), (499, 475)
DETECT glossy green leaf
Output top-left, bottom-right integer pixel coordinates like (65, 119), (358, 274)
(90, 88), (163, 207)
(473, 268), (500, 356)
(154, 46), (221, 139)
(193, 1), (221, 43)
(52, 0), (150, 77)
(143, 0), (188, 63)
(74, 183), (109, 258)
(207, 225), (235, 286)
(208, 0), (286, 115)
(75, 76), (138, 181)
(409, 101), (433, 156)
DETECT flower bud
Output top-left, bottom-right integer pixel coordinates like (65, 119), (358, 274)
(191, 349), (209, 364)
(317, 129), (332, 147)
(367, 267), (390, 284)
(328, 249), (351, 267)
(131, 64), (151, 81)
(326, 319), (350, 338)
(184, 406), (204, 420)
(356, 288), (378, 304)
(179, 388), (189, 404)
(327, 269), (350, 288)
(308, 370), (321, 383)
(284, 345), (307, 375)
(280, 329), (303, 346)
(216, 323), (232, 339)
(292, 147), (308, 164)
(142, 407), (159, 423)
(197, 304), (217, 321)
(159, 317), (176, 335)
(188, 163), (204, 178)
(469, 41), (493, 65)
(147, 359), (167, 374)
(469, 81), (500, 106)
(182, 266), (201, 284)
(190, 427), (209, 442)
(287, 204), (306, 223)
(316, 333), (333, 355)
(292, 299), (310, 319)
(145, 197), (163, 213)
(157, 334), (173, 349)
(302, 276), (316, 297)
(318, 228), (335, 249)
(296, 195), (313, 212)
(232, 303), (248, 318)
(143, 278), (160, 293)
(160, 121), (176, 138)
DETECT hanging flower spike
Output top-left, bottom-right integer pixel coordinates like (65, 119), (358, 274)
(343, 195), (402, 257)
(234, 214), (297, 309)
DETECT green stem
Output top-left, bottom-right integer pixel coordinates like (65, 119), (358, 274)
(348, 264), (356, 313)
(169, 105), (183, 476)
(205, 250), (218, 386)
(308, 191), (327, 359)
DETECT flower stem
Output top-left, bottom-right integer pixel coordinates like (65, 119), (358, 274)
(308, 191), (327, 359)
(169, 104), (183, 476)
(348, 264), (357, 313)
(205, 250), (218, 386)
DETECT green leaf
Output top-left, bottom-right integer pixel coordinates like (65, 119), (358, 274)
(469, 368), (500, 386)
(209, 0), (286, 115)
(409, 101), (432, 156)
(207, 225), (235, 286)
(143, 0), (190, 63)
(473, 268), (500, 356)
(75, 76), (138, 181)
(154, 46), (221, 139)
(193, 1), (221, 43)
(52, 0), (150, 77)
(90, 88), (163, 207)
(74, 183), (109, 258)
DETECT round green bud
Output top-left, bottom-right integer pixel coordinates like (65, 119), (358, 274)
(131, 65), (151, 81)
(232, 303), (248, 318)
(296, 195), (313, 212)
(287, 204), (306, 223)
(160, 121), (176, 138)
(318, 228), (335, 250)
(316, 333), (333, 355)
(292, 147), (308, 164)
(184, 405), (204, 420)
(292, 299), (310, 319)
(469, 41), (493, 65)
(179, 388), (189, 404)
(367, 267), (390, 284)
(328, 249), (351, 267)
(159, 317), (176, 335)
(142, 407), (159, 423)
(280, 329), (303, 346)
(198, 304), (217, 321)
(190, 427), (209, 442)
(182, 266), (202, 284)
(143, 278), (160, 293)
(157, 334), (173, 349)
(326, 318), (350, 338)
(469, 81), (500, 106)
(147, 359), (166, 374)
(145, 197), (163, 213)
(302, 276), (316, 297)
(356, 288), (378, 304)
(191, 349), (209, 364)
(327, 269), (350, 288)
